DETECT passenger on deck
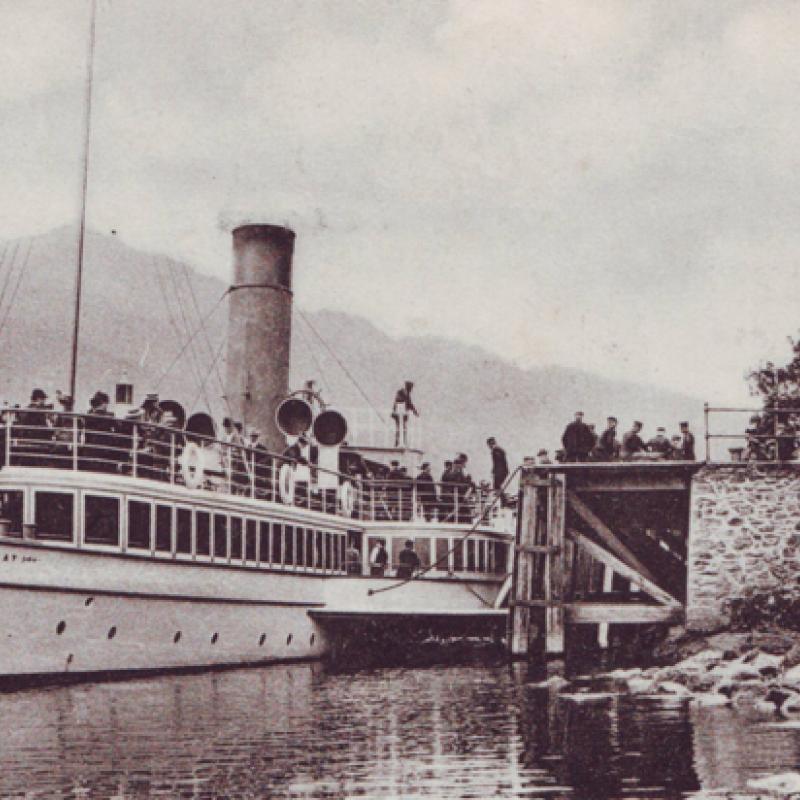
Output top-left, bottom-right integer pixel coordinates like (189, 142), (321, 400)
(283, 434), (310, 506)
(396, 539), (420, 580)
(536, 449), (552, 465)
(486, 437), (509, 491)
(51, 392), (77, 467)
(387, 459), (404, 519)
(561, 411), (594, 462)
(399, 466), (413, 521)
(415, 462), (437, 521)
(18, 388), (52, 437)
(369, 539), (388, 577)
(345, 537), (362, 575)
(452, 455), (474, 523)
(647, 427), (672, 458)
(230, 421), (250, 495)
(249, 428), (271, 500)
(82, 391), (116, 473)
(680, 422), (696, 461)
(670, 435), (684, 460)
(621, 421), (646, 459)
(391, 381), (419, 447)
(595, 417), (619, 461)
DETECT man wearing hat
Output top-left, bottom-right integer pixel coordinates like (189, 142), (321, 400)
(249, 428), (271, 500)
(596, 417), (619, 461)
(647, 427), (672, 458)
(83, 390), (117, 473)
(486, 437), (509, 491)
(16, 388), (53, 464)
(680, 422), (696, 461)
(415, 462), (437, 521)
(621, 421), (646, 459)
(561, 411), (594, 462)
(396, 539), (421, 580)
(369, 539), (388, 577)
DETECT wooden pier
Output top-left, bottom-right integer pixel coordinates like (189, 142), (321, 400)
(508, 462), (698, 658)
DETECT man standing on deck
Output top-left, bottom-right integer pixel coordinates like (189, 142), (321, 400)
(647, 427), (672, 457)
(596, 417), (619, 461)
(486, 437), (509, 491)
(621, 421), (646, 459)
(396, 539), (420, 580)
(369, 539), (388, 576)
(680, 422), (696, 461)
(415, 462), (437, 521)
(561, 411), (594, 462)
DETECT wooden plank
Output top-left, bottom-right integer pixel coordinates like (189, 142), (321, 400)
(545, 475), (566, 655)
(566, 491), (661, 588)
(494, 574), (512, 609)
(570, 531), (680, 607)
(597, 565), (614, 648)
(571, 478), (687, 493)
(510, 482), (537, 656)
(510, 599), (565, 608)
(567, 602), (683, 625)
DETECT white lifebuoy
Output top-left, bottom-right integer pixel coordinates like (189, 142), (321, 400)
(180, 443), (205, 490)
(279, 463), (295, 505)
(338, 481), (355, 516)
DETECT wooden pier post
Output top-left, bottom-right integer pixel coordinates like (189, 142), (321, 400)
(545, 474), (566, 655)
(509, 476), (538, 657)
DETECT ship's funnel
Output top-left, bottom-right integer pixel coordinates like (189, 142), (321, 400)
(226, 224), (295, 453)
(276, 396), (313, 437)
(313, 409), (348, 447)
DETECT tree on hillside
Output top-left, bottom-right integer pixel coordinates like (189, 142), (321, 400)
(745, 336), (800, 460)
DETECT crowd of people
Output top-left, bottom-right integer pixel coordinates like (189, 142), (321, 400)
(742, 412), (799, 461)
(551, 411), (696, 463)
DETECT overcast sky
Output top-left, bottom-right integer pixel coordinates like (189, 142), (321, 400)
(2, 0), (799, 404)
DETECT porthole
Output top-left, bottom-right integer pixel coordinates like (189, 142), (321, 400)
(211, 632), (219, 644)
(310, 633), (315, 646)
(84, 597), (94, 607)
(173, 631), (182, 644)
(258, 633), (266, 646)
(56, 621), (66, 635)
(286, 634), (292, 645)
(107, 626), (117, 640)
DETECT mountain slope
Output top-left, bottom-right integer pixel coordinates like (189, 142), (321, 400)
(0, 227), (706, 477)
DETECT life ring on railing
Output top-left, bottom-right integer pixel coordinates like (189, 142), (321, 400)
(180, 443), (205, 490)
(279, 464), (295, 505)
(338, 481), (355, 516)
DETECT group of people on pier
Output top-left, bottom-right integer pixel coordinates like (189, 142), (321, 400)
(558, 412), (695, 463)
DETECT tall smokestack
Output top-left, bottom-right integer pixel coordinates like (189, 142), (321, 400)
(226, 224), (295, 453)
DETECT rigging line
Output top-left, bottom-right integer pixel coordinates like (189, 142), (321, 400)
(0, 242), (10, 289)
(189, 332), (228, 413)
(0, 240), (21, 320)
(295, 317), (331, 395)
(154, 289), (229, 391)
(0, 239), (34, 341)
(152, 255), (184, 342)
(179, 260), (228, 405)
(367, 465), (522, 598)
(163, 257), (213, 411)
(296, 309), (386, 425)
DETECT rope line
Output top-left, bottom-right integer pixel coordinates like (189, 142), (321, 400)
(0, 239), (33, 341)
(189, 332), (228, 412)
(296, 309), (386, 425)
(154, 289), (229, 391)
(366, 465), (521, 598)
(0, 240), (21, 321)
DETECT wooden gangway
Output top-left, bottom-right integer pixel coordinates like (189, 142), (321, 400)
(508, 462), (698, 658)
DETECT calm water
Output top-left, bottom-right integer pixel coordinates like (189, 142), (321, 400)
(0, 662), (798, 799)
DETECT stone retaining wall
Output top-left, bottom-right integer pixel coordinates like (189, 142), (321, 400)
(687, 464), (800, 631)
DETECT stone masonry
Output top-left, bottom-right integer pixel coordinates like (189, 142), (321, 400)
(687, 464), (800, 631)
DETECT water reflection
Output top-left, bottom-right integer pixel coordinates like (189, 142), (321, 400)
(0, 663), (797, 798)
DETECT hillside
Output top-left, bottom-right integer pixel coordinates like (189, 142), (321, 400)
(0, 227), (705, 478)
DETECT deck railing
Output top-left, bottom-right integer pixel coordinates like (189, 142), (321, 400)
(704, 403), (800, 462)
(0, 409), (508, 528)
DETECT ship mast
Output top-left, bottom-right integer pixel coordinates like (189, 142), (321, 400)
(68, 0), (98, 401)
